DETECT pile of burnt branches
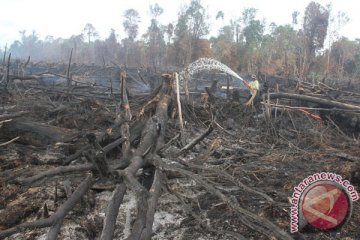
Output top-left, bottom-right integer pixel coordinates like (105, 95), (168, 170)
(1, 62), (360, 240)
(0, 69), (298, 240)
(266, 78), (360, 134)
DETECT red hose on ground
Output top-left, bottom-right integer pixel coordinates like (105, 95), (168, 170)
(297, 108), (322, 120)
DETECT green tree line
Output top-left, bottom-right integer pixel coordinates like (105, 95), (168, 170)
(1, 0), (360, 82)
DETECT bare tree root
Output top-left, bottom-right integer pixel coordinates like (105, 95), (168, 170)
(0, 175), (94, 239)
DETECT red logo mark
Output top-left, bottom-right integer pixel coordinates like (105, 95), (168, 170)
(301, 182), (350, 230)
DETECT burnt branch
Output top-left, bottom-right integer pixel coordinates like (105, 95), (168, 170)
(176, 123), (214, 156)
(167, 180), (248, 240)
(155, 157), (293, 240)
(0, 111), (29, 121)
(121, 74), (173, 239)
(46, 220), (63, 240)
(2, 66), (339, 239)
(270, 92), (360, 110)
(0, 175), (94, 239)
(100, 183), (127, 240)
(181, 161), (274, 203)
(16, 163), (93, 185)
(139, 169), (163, 240)
(120, 70), (132, 161)
(102, 137), (126, 154)
(62, 145), (91, 165)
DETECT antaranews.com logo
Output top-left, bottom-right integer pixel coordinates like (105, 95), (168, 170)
(290, 172), (359, 233)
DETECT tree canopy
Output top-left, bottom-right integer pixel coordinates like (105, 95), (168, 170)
(4, 1), (359, 81)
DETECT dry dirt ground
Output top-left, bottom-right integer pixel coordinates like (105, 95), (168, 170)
(0, 72), (360, 240)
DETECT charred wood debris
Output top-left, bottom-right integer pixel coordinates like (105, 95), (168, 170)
(0, 59), (360, 240)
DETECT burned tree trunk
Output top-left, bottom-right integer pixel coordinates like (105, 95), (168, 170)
(270, 92), (360, 111)
(0, 119), (78, 146)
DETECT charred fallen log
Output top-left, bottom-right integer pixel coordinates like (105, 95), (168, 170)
(269, 92), (360, 111)
(0, 119), (78, 147)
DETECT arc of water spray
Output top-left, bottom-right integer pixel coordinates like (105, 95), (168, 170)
(179, 58), (248, 88)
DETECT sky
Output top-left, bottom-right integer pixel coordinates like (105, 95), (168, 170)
(1, 0), (359, 49)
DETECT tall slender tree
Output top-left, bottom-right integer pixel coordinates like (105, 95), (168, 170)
(146, 3), (165, 70)
(174, 0), (210, 65)
(123, 9), (140, 42)
(123, 9), (141, 65)
(82, 23), (99, 43)
(325, 4), (349, 78)
(302, 1), (329, 78)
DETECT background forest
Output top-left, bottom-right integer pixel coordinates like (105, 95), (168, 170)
(1, 0), (359, 83)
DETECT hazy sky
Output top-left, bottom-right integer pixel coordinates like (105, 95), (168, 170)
(1, 0), (359, 49)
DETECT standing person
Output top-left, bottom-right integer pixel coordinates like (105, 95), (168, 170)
(245, 74), (259, 106)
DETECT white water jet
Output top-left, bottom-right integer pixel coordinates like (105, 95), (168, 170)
(179, 58), (246, 88)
